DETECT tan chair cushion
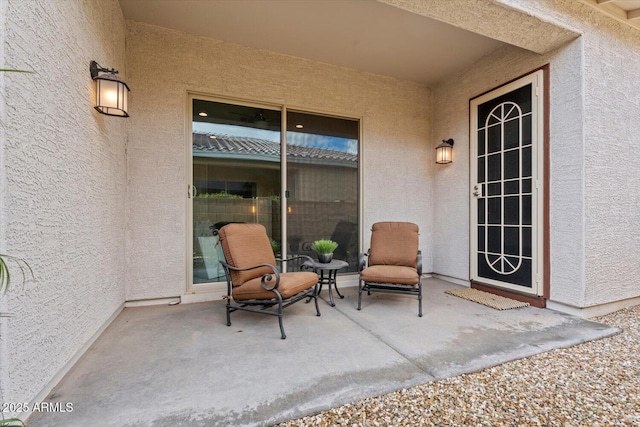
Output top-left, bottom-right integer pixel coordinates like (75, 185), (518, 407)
(368, 222), (419, 267)
(233, 272), (318, 300)
(218, 223), (277, 287)
(360, 265), (419, 286)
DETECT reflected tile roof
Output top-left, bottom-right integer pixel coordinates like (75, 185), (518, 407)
(192, 132), (357, 164)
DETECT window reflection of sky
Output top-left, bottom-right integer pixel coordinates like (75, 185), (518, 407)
(193, 122), (357, 154)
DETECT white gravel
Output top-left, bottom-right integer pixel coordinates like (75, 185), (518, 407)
(277, 304), (640, 426)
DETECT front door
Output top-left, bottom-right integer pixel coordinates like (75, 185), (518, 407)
(470, 70), (545, 296)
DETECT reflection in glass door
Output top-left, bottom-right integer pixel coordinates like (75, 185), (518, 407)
(191, 99), (281, 285)
(189, 97), (360, 289)
(285, 111), (359, 272)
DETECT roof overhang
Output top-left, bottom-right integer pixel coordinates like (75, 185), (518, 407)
(378, 0), (581, 54)
(578, 0), (640, 31)
(119, 0), (581, 86)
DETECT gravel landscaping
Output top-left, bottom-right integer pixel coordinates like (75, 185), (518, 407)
(277, 304), (640, 426)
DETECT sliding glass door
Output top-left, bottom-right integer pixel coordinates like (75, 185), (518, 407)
(191, 99), (281, 285)
(189, 96), (359, 290)
(285, 111), (359, 271)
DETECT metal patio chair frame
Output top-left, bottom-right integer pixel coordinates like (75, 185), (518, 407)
(357, 222), (423, 317)
(217, 224), (321, 339)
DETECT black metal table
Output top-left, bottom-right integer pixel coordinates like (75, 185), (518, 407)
(303, 259), (349, 307)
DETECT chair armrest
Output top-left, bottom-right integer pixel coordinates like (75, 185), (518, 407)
(277, 254), (315, 265)
(276, 254), (316, 272)
(358, 250), (369, 272)
(417, 250), (422, 276)
(219, 260), (281, 291)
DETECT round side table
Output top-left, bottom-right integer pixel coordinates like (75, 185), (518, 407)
(302, 259), (349, 307)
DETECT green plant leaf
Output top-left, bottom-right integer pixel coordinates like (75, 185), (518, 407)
(0, 254), (34, 295)
(0, 69), (33, 73)
(311, 239), (338, 254)
(0, 256), (9, 295)
(0, 417), (25, 427)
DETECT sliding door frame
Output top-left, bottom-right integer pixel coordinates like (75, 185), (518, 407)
(185, 92), (363, 295)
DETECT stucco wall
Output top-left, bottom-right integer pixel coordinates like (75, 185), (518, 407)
(125, 22), (432, 300)
(579, 11), (640, 307)
(500, 0), (640, 307)
(432, 41), (585, 307)
(1, 0), (126, 408)
(431, 0), (640, 309)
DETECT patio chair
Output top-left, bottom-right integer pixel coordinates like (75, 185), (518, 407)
(218, 223), (320, 339)
(357, 222), (423, 316)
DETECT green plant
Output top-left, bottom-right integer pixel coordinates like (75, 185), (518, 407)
(195, 192), (242, 199)
(0, 417), (25, 427)
(311, 239), (338, 254)
(0, 254), (34, 317)
(269, 238), (280, 255)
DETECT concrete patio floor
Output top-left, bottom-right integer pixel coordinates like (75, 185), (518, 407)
(28, 278), (619, 427)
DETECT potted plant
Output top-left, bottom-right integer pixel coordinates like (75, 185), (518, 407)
(311, 239), (338, 263)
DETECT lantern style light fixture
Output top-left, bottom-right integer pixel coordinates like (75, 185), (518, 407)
(435, 138), (454, 164)
(90, 60), (130, 117)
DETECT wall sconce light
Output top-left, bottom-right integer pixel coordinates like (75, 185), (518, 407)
(435, 139), (454, 164)
(90, 60), (130, 117)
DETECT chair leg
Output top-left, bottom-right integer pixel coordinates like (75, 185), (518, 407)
(418, 281), (423, 317)
(357, 279), (363, 310)
(313, 285), (321, 317)
(276, 298), (286, 339)
(278, 315), (286, 339)
(226, 301), (232, 326)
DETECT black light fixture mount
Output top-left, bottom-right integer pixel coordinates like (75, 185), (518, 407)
(435, 138), (454, 164)
(90, 60), (130, 117)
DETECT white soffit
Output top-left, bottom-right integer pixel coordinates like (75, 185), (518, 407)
(118, 0), (505, 86)
(580, 0), (640, 30)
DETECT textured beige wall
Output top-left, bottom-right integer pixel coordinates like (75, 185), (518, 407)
(431, 0), (640, 309)
(125, 22), (432, 300)
(500, 0), (640, 307)
(578, 11), (640, 307)
(432, 41), (585, 307)
(1, 0), (127, 409)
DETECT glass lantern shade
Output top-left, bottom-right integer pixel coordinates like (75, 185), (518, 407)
(435, 140), (454, 164)
(94, 74), (130, 117)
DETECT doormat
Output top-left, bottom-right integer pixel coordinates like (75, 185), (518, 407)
(445, 288), (530, 310)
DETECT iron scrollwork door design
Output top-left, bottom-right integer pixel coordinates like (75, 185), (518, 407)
(470, 71), (543, 295)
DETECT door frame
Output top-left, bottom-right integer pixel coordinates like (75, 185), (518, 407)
(185, 92), (283, 294)
(469, 67), (550, 302)
(185, 92), (363, 294)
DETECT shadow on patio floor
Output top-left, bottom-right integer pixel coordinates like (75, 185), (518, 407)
(28, 278), (619, 427)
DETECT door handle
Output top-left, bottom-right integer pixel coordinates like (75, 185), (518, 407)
(472, 184), (482, 197)
(188, 184), (197, 199)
